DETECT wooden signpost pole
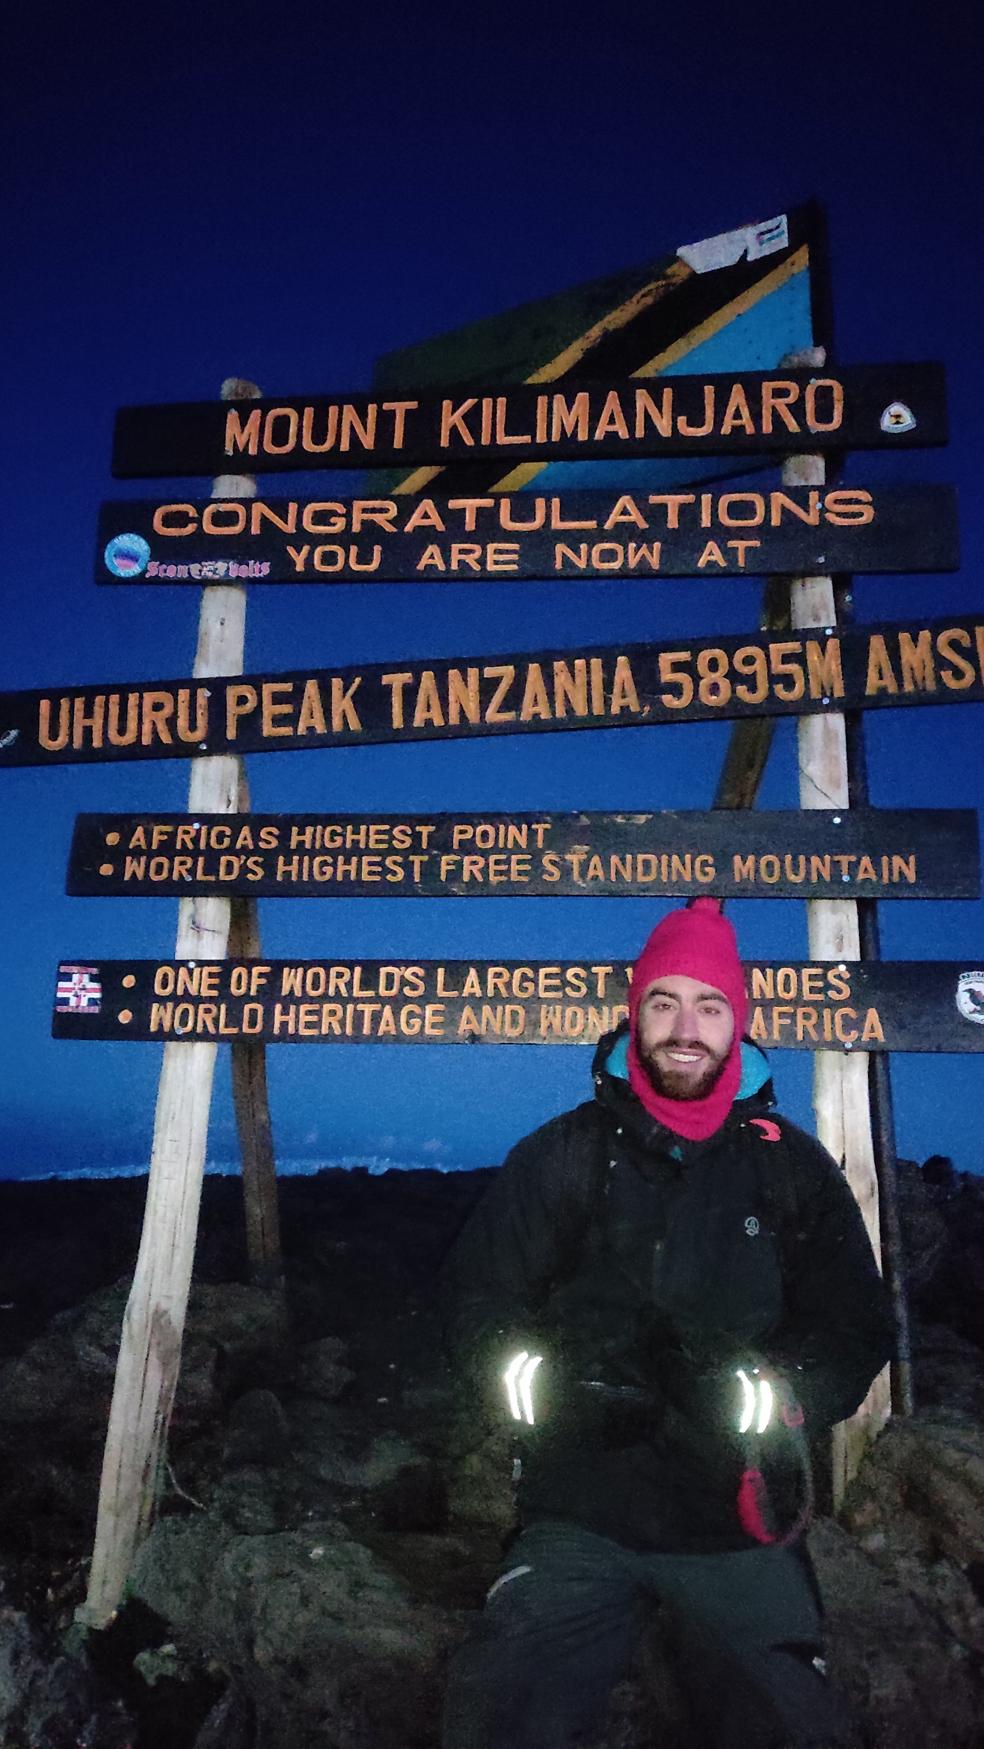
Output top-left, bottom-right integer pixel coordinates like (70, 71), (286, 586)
(784, 356), (891, 1503)
(229, 762), (282, 1285)
(713, 577), (790, 809)
(79, 379), (268, 1628)
(838, 601), (915, 1416)
(215, 385), (281, 1286)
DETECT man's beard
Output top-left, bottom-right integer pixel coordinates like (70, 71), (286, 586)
(640, 1045), (730, 1102)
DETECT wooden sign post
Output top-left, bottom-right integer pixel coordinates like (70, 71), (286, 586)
(48, 249), (965, 1627)
(79, 379), (280, 1631)
(94, 482), (959, 586)
(229, 763), (281, 1286)
(110, 363), (948, 477)
(65, 807), (979, 900)
(5, 612), (984, 770)
(783, 351), (891, 1499)
(53, 957), (984, 1051)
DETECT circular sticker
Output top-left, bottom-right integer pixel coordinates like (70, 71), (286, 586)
(955, 971), (984, 1025)
(104, 533), (151, 577)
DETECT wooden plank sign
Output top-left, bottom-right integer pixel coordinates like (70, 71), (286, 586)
(3, 615), (984, 770)
(94, 484), (959, 585)
(66, 809), (980, 901)
(51, 957), (984, 1052)
(111, 364), (947, 478)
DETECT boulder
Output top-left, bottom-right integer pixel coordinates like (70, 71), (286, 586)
(916, 1170), (984, 1348)
(922, 1155), (958, 1191)
(223, 1389), (291, 1470)
(912, 1322), (984, 1420)
(841, 1411), (984, 1652)
(295, 1335), (355, 1401)
(895, 1157), (949, 1292)
(3, 1163), (984, 1746)
(131, 1518), (457, 1748)
(811, 1517), (984, 1747)
(0, 1278), (290, 1436)
(0, 1605), (134, 1748)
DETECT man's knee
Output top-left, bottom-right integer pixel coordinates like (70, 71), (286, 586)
(442, 1531), (644, 1749)
(467, 1538), (637, 1646)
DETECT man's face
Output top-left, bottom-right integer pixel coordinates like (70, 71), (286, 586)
(635, 973), (735, 1100)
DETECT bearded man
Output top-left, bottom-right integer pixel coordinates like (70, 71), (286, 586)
(441, 900), (893, 1749)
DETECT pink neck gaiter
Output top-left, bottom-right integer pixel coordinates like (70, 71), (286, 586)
(626, 899), (748, 1143)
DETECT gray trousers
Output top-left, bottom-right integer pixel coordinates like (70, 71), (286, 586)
(443, 1520), (853, 1749)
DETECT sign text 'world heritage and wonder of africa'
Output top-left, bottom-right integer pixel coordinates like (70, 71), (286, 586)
(66, 809), (979, 901)
(4, 616), (984, 768)
(110, 364), (947, 477)
(95, 485), (958, 585)
(51, 959), (984, 1053)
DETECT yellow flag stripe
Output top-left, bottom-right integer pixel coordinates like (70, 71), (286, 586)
(392, 245), (808, 498)
(524, 257), (694, 384)
(393, 464), (446, 495)
(491, 249), (809, 493)
(392, 261), (694, 497)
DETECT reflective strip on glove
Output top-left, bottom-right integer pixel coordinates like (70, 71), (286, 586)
(736, 1366), (775, 1434)
(503, 1350), (543, 1425)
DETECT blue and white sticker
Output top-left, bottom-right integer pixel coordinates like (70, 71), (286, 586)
(104, 533), (151, 577)
(879, 401), (917, 435)
(677, 213), (788, 273)
(956, 971), (984, 1025)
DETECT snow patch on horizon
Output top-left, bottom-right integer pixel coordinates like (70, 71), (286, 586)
(16, 1151), (472, 1183)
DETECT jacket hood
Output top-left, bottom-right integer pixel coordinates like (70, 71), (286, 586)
(591, 1021), (775, 1156)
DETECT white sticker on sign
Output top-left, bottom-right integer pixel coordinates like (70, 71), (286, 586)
(956, 971), (984, 1024)
(678, 214), (789, 274)
(879, 401), (917, 434)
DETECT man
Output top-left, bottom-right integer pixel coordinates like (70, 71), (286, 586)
(441, 900), (893, 1749)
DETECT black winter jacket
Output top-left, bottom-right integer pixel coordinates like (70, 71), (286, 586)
(442, 1027), (894, 1553)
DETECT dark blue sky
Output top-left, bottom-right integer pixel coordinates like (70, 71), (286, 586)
(3, 5), (982, 1178)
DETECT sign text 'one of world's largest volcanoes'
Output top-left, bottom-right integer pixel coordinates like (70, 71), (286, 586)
(111, 364), (947, 477)
(3, 617), (984, 769)
(51, 958), (984, 1054)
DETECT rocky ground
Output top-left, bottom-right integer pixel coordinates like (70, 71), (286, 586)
(0, 1155), (982, 1748)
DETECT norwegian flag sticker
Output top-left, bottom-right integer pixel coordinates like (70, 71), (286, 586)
(748, 214), (789, 259)
(55, 964), (103, 1014)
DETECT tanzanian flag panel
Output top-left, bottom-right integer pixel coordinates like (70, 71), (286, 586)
(370, 204), (826, 498)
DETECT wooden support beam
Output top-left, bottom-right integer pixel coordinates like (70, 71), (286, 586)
(78, 383), (261, 1628)
(839, 606), (914, 1419)
(713, 577), (791, 810)
(782, 367), (891, 1502)
(229, 770), (282, 1286)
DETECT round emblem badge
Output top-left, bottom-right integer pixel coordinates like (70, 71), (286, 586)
(104, 533), (151, 577)
(879, 400), (917, 435)
(955, 971), (984, 1025)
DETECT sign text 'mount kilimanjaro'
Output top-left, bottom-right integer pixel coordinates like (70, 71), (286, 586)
(96, 484), (959, 585)
(51, 959), (984, 1053)
(111, 364), (947, 478)
(5, 616), (984, 769)
(66, 809), (979, 901)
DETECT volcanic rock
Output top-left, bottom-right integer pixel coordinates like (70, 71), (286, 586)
(0, 1159), (982, 1745)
